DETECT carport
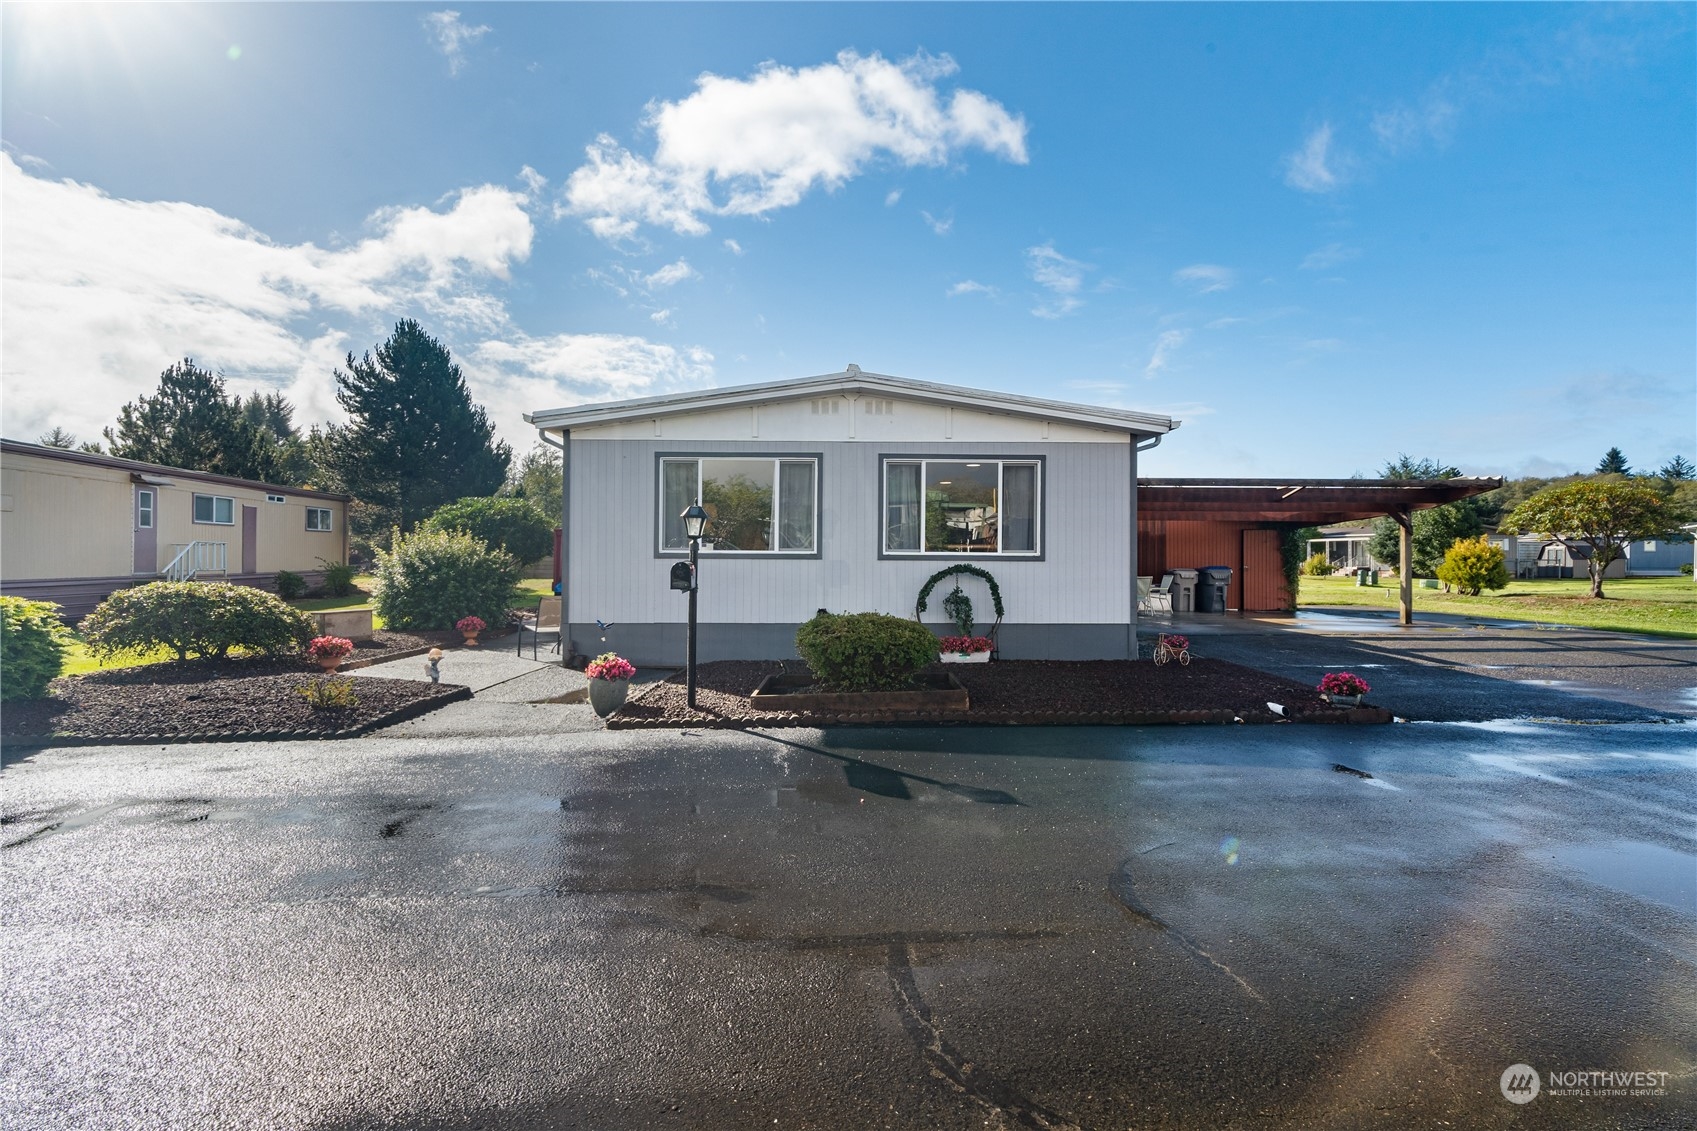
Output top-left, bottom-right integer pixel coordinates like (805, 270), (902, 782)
(1137, 477), (1503, 624)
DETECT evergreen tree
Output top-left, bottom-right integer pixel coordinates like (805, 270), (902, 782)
(104, 359), (304, 484)
(317, 320), (511, 533)
(1658, 455), (1695, 481)
(1366, 454), (1497, 577)
(1596, 447), (1631, 475)
(37, 427), (77, 449)
(502, 442), (563, 523)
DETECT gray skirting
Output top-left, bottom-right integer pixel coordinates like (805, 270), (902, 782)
(567, 621), (1136, 667)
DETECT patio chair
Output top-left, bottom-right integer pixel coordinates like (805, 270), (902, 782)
(1140, 574), (1175, 614)
(517, 596), (563, 659)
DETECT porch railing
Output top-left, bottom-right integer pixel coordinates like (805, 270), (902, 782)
(162, 541), (228, 582)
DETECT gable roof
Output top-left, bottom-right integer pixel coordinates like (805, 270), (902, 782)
(0, 439), (349, 501)
(525, 367), (1178, 436)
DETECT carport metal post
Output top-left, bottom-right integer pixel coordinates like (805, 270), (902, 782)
(1395, 509), (1414, 626)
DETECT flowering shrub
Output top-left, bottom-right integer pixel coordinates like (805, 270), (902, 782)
(939, 635), (994, 655)
(306, 635), (355, 662)
(586, 651), (635, 681)
(455, 615), (487, 635)
(1158, 634), (1189, 652)
(1318, 671), (1370, 697)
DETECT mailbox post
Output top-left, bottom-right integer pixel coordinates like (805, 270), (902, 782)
(680, 504), (708, 708)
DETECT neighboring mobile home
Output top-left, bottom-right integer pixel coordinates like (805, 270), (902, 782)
(0, 440), (349, 618)
(527, 368), (1178, 664)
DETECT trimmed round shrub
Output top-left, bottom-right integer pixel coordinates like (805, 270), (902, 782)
(1435, 536), (1510, 596)
(80, 581), (314, 662)
(371, 526), (521, 631)
(274, 570), (308, 600)
(795, 611), (940, 691)
(1, 597), (74, 701)
(422, 496), (555, 565)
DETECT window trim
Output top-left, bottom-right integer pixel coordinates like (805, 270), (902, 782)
(877, 454), (1047, 561)
(266, 493), (287, 505)
(653, 451), (824, 559)
(305, 507), (334, 532)
(192, 493), (235, 526)
(136, 489), (154, 529)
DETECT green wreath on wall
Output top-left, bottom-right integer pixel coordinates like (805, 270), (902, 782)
(915, 564), (1006, 644)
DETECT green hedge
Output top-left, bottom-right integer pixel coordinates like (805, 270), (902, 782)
(422, 496), (555, 565)
(795, 611), (939, 691)
(80, 582), (314, 662)
(371, 526), (521, 630)
(1, 597), (74, 701)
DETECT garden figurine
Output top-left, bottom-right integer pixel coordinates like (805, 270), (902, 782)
(425, 647), (444, 683)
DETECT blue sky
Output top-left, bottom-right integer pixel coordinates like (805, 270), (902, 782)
(3, 2), (1692, 478)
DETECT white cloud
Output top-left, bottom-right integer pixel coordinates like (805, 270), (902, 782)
(645, 259), (698, 288)
(921, 209), (953, 236)
(1143, 329), (1189, 378)
(947, 280), (995, 297)
(1172, 263), (1235, 294)
(0, 155), (711, 447)
(1300, 242), (1361, 271)
(562, 50), (1028, 241)
(722, 238), (744, 255)
(884, 189), (903, 207)
(649, 309), (673, 326)
(422, 10), (490, 77)
(1283, 123), (1342, 193)
(473, 333), (712, 407)
(1026, 243), (1086, 318)
(1372, 97), (1458, 154)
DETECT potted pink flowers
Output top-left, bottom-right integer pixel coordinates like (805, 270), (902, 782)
(585, 651), (637, 717)
(455, 615), (486, 646)
(1317, 671), (1370, 706)
(1152, 633), (1191, 666)
(938, 635), (994, 663)
(306, 635), (355, 672)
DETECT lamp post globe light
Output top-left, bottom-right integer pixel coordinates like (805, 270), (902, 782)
(682, 504), (707, 708)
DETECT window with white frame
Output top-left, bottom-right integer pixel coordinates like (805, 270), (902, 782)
(659, 456), (818, 553)
(192, 493), (235, 525)
(883, 458), (1040, 555)
(306, 507), (333, 532)
(266, 493), (286, 504)
(137, 490), (154, 529)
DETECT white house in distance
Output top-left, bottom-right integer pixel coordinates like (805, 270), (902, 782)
(0, 440), (349, 619)
(526, 368), (1178, 664)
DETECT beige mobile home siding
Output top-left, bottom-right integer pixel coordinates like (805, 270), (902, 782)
(1, 445), (347, 615)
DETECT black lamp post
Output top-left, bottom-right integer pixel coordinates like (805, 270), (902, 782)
(681, 504), (708, 708)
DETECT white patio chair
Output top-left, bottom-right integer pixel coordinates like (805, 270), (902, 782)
(1140, 574), (1175, 614)
(517, 596), (563, 659)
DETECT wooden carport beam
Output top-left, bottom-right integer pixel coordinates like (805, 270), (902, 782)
(1393, 509), (1414, 626)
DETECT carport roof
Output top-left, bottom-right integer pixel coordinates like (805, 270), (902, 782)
(1137, 477), (1503, 524)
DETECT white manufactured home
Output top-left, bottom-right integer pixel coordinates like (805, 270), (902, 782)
(526, 369), (1178, 665)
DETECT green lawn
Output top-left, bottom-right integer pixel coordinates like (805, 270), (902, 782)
(1297, 575), (1697, 637)
(57, 576), (558, 675)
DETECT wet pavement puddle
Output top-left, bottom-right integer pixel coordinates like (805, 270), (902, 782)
(1551, 839), (1696, 916)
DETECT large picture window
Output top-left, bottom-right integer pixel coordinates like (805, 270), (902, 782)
(192, 493), (235, 525)
(883, 458), (1040, 556)
(660, 456), (818, 554)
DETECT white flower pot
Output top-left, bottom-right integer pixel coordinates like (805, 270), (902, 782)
(939, 651), (991, 663)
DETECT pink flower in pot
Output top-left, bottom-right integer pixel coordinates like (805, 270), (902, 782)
(455, 615), (486, 646)
(307, 635), (355, 671)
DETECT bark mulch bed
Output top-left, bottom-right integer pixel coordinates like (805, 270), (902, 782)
(3, 658), (470, 749)
(605, 659), (1392, 729)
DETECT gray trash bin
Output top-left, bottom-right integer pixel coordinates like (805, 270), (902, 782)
(1198, 566), (1232, 613)
(1168, 568), (1199, 613)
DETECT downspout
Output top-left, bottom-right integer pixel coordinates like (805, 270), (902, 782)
(1130, 433), (1163, 658)
(540, 428), (570, 663)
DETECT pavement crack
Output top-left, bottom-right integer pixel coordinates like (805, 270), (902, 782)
(2, 822), (62, 849)
(1108, 868), (1266, 1005)
(886, 942), (1084, 1130)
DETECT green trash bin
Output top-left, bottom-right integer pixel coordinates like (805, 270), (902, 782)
(1355, 568), (1370, 587)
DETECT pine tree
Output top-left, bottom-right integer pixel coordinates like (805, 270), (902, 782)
(1365, 455), (1498, 576)
(37, 427), (77, 449)
(1596, 447), (1631, 475)
(1658, 455), (1695, 481)
(317, 320), (511, 533)
(104, 360), (304, 483)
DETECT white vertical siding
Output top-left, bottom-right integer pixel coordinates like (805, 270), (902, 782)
(568, 439), (1132, 627)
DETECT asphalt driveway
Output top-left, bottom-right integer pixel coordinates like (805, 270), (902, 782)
(3, 712), (1693, 1129)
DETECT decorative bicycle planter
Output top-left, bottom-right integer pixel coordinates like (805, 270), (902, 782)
(1152, 633), (1191, 666)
